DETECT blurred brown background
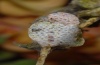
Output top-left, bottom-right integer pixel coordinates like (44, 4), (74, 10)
(0, 0), (100, 65)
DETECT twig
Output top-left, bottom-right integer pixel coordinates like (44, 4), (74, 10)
(36, 45), (51, 65)
(77, 7), (100, 17)
(79, 17), (100, 28)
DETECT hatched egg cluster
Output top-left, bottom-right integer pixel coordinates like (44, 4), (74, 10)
(28, 12), (84, 47)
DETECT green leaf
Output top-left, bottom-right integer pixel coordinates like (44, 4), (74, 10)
(0, 34), (10, 44)
(0, 36), (7, 44)
(1, 59), (36, 65)
(0, 51), (15, 61)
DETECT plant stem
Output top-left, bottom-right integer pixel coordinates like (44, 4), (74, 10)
(36, 45), (51, 65)
(77, 7), (100, 17)
(79, 17), (100, 28)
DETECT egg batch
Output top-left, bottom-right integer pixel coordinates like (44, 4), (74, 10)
(28, 12), (84, 48)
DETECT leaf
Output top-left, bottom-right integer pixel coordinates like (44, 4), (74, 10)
(0, 59), (36, 65)
(0, 36), (7, 44)
(0, 35), (10, 44)
(0, 51), (15, 61)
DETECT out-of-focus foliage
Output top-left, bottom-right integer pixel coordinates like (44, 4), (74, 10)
(0, 59), (36, 65)
(0, 51), (15, 60)
(0, 36), (7, 44)
(0, 0), (68, 16)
